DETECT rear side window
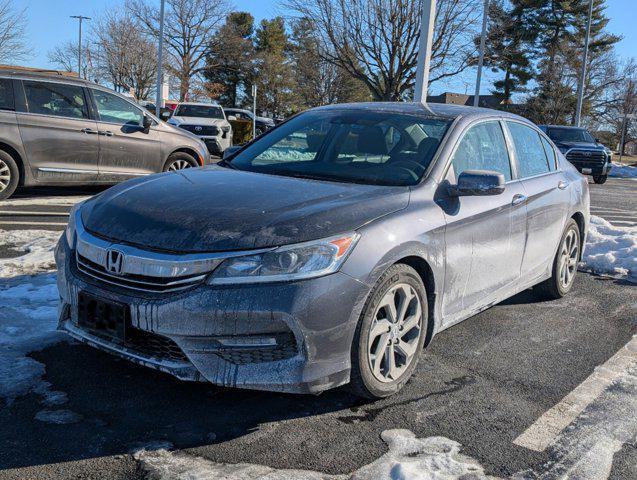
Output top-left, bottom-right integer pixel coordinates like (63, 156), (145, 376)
(507, 122), (551, 177)
(24, 80), (88, 120)
(540, 135), (557, 171)
(0, 79), (14, 110)
(450, 121), (512, 181)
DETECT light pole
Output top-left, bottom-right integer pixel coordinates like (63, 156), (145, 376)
(574, 0), (593, 127)
(473, 0), (489, 107)
(251, 84), (257, 139)
(155, 0), (166, 118)
(70, 15), (90, 79)
(413, 0), (437, 103)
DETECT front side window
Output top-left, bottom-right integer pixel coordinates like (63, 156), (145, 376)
(227, 110), (451, 186)
(93, 90), (144, 126)
(450, 121), (512, 181)
(174, 104), (224, 119)
(507, 122), (551, 178)
(24, 80), (88, 119)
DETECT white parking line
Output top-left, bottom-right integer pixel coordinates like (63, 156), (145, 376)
(514, 335), (637, 452)
(0, 221), (67, 227)
(0, 210), (69, 216)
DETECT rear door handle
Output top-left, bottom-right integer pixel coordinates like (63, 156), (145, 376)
(511, 194), (527, 206)
(99, 130), (113, 137)
(81, 128), (98, 134)
(558, 180), (569, 190)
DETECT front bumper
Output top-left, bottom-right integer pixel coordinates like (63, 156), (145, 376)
(198, 135), (231, 155)
(55, 236), (369, 394)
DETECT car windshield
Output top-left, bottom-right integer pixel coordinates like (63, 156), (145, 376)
(226, 110), (451, 186)
(175, 105), (224, 119)
(547, 127), (595, 143)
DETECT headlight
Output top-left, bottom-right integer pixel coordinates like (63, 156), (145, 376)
(207, 233), (359, 285)
(221, 125), (231, 133)
(65, 203), (82, 247)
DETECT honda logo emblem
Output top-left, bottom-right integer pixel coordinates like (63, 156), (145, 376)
(105, 249), (124, 275)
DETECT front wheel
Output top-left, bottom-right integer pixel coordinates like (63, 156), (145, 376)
(0, 150), (19, 201)
(593, 174), (607, 184)
(534, 219), (581, 299)
(163, 152), (198, 172)
(348, 264), (428, 399)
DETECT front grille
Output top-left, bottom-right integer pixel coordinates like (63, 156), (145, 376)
(126, 328), (189, 362)
(566, 150), (606, 167)
(76, 252), (206, 293)
(213, 334), (298, 365)
(178, 124), (219, 136)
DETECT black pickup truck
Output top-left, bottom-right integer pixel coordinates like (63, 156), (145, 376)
(539, 125), (612, 184)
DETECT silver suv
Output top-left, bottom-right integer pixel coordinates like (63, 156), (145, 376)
(0, 71), (210, 200)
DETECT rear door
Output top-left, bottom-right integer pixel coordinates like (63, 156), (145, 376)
(440, 120), (527, 322)
(504, 121), (570, 282)
(90, 88), (162, 181)
(16, 79), (99, 182)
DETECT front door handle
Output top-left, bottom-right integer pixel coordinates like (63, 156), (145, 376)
(558, 180), (569, 190)
(81, 128), (98, 134)
(99, 130), (113, 137)
(511, 194), (527, 206)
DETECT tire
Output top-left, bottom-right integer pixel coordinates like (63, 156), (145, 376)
(593, 174), (607, 184)
(163, 152), (199, 172)
(534, 219), (581, 300)
(0, 150), (19, 201)
(348, 264), (428, 399)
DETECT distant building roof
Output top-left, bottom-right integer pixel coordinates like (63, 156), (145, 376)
(0, 64), (78, 77)
(426, 92), (509, 109)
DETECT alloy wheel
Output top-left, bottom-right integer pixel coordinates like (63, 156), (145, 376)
(167, 159), (193, 171)
(0, 158), (10, 193)
(559, 229), (579, 289)
(367, 283), (423, 383)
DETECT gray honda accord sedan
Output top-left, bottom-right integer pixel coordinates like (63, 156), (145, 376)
(55, 102), (589, 399)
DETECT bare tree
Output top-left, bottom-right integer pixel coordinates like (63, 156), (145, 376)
(93, 12), (158, 99)
(127, 0), (231, 101)
(284, 0), (480, 101)
(48, 41), (89, 77)
(0, 0), (31, 63)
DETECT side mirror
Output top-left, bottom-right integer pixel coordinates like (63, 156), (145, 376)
(449, 170), (505, 197)
(227, 115), (237, 122)
(223, 145), (242, 160)
(142, 115), (152, 133)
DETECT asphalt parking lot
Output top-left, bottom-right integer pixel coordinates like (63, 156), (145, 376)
(0, 177), (636, 479)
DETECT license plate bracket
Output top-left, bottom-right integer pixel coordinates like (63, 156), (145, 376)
(77, 292), (129, 341)
(582, 167), (592, 174)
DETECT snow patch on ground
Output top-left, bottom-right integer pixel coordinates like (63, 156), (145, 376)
(0, 195), (90, 207)
(609, 163), (637, 178)
(134, 429), (496, 480)
(580, 216), (637, 283)
(0, 229), (60, 277)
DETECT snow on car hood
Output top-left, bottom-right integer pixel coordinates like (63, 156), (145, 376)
(81, 166), (410, 253)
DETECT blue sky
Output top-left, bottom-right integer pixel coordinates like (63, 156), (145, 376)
(21, 0), (637, 95)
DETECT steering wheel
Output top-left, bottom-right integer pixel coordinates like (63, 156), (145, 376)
(390, 159), (428, 178)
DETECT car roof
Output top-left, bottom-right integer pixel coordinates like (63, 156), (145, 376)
(177, 102), (221, 107)
(0, 69), (92, 86)
(312, 101), (530, 123)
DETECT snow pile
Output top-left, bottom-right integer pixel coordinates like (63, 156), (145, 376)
(0, 275), (63, 403)
(0, 229), (61, 277)
(134, 429), (494, 480)
(581, 216), (637, 283)
(0, 195), (90, 207)
(609, 163), (637, 179)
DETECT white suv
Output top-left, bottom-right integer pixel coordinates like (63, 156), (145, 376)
(169, 102), (233, 155)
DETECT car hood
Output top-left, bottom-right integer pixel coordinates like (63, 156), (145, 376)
(171, 116), (228, 126)
(553, 141), (605, 151)
(81, 167), (410, 253)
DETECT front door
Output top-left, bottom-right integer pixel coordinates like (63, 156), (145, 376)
(439, 120), (527, 324)
(17, 79), (99, 182)
(505, 121), (570, 281)
(90, 89), (162, 182)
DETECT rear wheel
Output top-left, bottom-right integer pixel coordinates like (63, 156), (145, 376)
(534, 219), (580, 299)
(0, 150), (19, 201)
(348, 264), (428, 399)
(163, 152), (198, 172)
(593, 174), (607, 184)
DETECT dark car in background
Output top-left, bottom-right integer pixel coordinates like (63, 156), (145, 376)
(539, 125), (612, 184)
(224, 107), (275, 135)
(0, 71), (209, 200)
(57, 103), (589, 399)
